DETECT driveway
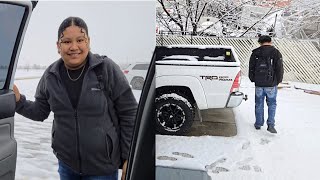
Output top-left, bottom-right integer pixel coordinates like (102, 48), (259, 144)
(186, 108), (237, 137)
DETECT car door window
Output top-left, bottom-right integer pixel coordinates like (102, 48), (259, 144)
(0, 4), (26, 89)
(0, 2), (32, 180)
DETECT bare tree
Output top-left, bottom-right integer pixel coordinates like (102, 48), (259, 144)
(281, 0), (320, 39)
(157, 0), (320, 39)
(157, 0), (256, 36)
(157, 0), (212, 35)
(239, 2), (277, 37)
(198, 1), (251, 36)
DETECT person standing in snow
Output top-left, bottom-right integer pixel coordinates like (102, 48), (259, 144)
(249, 35), (284, 133)
(13, 16), (137, 180)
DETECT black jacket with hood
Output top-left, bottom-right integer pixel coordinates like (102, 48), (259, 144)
(16, 52), (138, 175)
(249, 45), (284, 87)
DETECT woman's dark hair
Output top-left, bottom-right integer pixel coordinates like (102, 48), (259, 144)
(58, 17), (89, 40)
(258, 35), (272, 44)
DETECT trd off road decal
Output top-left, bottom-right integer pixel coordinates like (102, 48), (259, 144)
(200, 76), (232, 81)
(200, 76), (218, 80)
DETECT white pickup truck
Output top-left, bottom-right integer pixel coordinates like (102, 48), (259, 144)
(155, 45), (247, 135)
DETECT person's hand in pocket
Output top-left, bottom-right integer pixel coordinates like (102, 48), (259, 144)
(121, 160), (128, 180)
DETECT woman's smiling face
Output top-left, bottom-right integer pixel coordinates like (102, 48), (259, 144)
(57, 25), (90, 69)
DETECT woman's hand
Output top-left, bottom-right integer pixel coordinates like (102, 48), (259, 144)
(13, 84), (21, 102)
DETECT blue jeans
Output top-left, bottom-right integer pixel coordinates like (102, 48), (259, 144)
(254, 86), (277, 127)
(58, 161), (118, 180)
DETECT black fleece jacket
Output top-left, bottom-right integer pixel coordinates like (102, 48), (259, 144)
(16, 52), (137, 175)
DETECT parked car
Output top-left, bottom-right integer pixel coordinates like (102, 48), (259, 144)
(123, 62), (149, 90)
(0, 1), (154, 179)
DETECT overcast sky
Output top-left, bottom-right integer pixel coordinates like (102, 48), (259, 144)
(18, 1), (155, 66)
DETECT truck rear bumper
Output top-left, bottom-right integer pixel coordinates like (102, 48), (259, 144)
(226, 92), (245, 108)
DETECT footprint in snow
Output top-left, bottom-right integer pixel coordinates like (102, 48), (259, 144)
(260, 138), (271, 145)
(236, 157), (263, 173)
(253, 165), (262, 172)
(205, 157), (227, 170)
(157, 156), (177, 161)
(239, 165), (251, 171)
(212, 166), (229, 174)
(172, 152), (194, 158)
(242, 141), (250, 150)
(236, 157), (253, 166)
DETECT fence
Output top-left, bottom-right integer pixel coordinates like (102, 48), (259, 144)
(156, 35), (320, 84)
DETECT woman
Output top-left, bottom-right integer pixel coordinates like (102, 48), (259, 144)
(13, 16), (137, 180)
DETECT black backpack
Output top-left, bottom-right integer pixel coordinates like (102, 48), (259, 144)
(254, 50), (276, 86)
(93, 56), (125, 169)
(92, 56), (119, 131)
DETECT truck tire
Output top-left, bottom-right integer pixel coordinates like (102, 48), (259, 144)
(131, 77), (144, 90)
(155, 93), (195, 135)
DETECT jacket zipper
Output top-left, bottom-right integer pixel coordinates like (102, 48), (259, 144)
(73, 66), (93, 175)
(51, 61), (102, 175)
(74, 109), (82, 175)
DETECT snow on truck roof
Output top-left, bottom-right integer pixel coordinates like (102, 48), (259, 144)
(156, 45), (240, 63)
(164, 44), (234, 50)
(162, 55), (199, 61)
(203, 56), (225, 61)
(162, 55), (227, 61)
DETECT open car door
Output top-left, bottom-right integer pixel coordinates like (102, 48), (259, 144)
(125, 48), (155, 180)
(0, 1), (35, 179)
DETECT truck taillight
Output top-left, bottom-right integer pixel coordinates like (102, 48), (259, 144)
(230, 71), (241, 93)
(123, 70), (129, 74)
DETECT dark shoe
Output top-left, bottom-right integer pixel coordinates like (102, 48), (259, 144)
(254, 126), (261, 130)
(267, 126), (277, 133)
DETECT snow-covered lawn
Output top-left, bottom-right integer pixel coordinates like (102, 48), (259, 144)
(13, 69), (320, 180)
(156, 77), (320, 180)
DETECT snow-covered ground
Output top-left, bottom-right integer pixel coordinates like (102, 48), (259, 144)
(14, 69), (45, 80)
(13, 69), (320, 180)
(156, 77), (320, 180)
(14, 76), (58, 180)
